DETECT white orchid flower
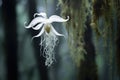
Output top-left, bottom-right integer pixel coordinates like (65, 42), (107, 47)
(25, 12), (69, 38)
(25, 12), (69, 66)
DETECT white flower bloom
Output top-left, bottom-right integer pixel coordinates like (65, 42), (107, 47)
(25, 12), (69, 66)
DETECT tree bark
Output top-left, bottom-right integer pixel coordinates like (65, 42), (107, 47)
(79, 16), (98, 80)
(2, 0), (18, 80)
(116, 0), (120, 76)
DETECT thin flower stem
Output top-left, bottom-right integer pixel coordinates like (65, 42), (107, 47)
(45, 0), (48, 13)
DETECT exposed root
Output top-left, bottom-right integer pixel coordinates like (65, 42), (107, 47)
(40, 32), (58, 67)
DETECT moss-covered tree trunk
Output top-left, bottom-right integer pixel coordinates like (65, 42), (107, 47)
(92, 0), (118, 80)
(79, 16), (98, 80)
(59, 0), (120, 80)
(59, 0), (98, 80)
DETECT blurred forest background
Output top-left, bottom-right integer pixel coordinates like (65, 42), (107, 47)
(0, 0), (120, 80)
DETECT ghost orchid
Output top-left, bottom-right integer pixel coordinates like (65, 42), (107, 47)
(25, 12), (69, 38)
(25, 12), (69, 66)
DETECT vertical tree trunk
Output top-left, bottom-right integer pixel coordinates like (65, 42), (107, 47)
(28, 0), (48, 80)
(2, 0), (18, 80)
(116, 30), (120, 77)
(116, 0), (120, 77)
(59, 0), (98, 80)
(79, 17), (98, 80)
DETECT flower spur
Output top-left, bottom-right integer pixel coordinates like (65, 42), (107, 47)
(25, 12), (69, 66)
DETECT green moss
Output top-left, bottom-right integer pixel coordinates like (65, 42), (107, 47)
(59, 0), (118, 71)
(92, 0), (118, 78)
(59, 0), (91, 66)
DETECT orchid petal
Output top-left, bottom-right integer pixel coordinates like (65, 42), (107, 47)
(32, 27), (45, 39)
(25, 17), (45, 28)
(34, 12), (47, 18)
(32, 23), (44, 30)
(51, 25), (65, 37)
(49, 15), (69, 23)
